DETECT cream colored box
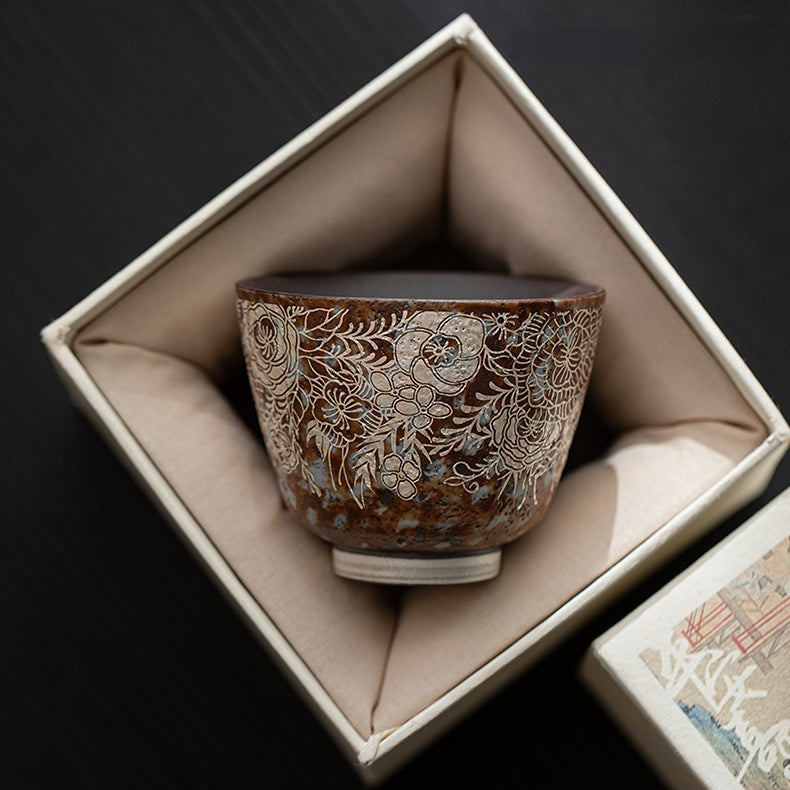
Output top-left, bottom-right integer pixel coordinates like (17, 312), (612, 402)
(40, 15), (788, 784)
(582, 489), (790, 789)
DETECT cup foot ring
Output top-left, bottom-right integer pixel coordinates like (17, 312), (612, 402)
(332, 547), (502, 585)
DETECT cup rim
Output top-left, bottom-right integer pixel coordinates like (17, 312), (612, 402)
(236, 270), (605, 307)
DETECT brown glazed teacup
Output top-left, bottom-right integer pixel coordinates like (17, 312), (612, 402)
(236, 270), (604, 584)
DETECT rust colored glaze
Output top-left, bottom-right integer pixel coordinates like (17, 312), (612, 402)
(236, 270), (604, 556)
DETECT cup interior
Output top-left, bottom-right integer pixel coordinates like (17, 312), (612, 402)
(237, 269), (604, 303)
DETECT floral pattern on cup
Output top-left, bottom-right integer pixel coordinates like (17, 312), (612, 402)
(249, 303), (300, 399)
(380, 451), (422, 500)
(394, 312), (485, 395)
(238, 299), (602, 512)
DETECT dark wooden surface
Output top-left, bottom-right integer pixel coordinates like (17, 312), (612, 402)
(3, 2), (789, 787)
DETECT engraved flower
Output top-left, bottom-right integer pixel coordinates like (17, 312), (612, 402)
(482, 312), (544, 378)
(484, 311), (519, 341)
(394, 312), (485, 395)
(264, 420), (300, 474)
(528, 309), (599, 414)
(490, 404), (561, 473)
(247, 303), (300, 398)
(308, 383), (372, 453)
(380, 451), (422, 500)
(372, 372), (452, 431)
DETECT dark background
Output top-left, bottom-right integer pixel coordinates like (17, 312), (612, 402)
(3, 1), (789, 787)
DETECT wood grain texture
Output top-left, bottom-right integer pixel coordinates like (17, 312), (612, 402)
(3, 1), (789, 787)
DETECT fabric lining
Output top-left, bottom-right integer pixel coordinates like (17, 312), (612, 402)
(73, 51), (765, 738)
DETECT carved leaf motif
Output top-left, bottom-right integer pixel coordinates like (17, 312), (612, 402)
(239, 299), (602, 510)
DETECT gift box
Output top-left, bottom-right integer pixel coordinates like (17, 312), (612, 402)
(582, 489), (790, 789)
(40, 14), (788, 783)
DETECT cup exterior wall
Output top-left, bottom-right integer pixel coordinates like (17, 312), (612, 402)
(237, 288), (604, 554)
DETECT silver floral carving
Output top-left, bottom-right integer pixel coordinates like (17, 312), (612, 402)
(238, 300), (602, 510)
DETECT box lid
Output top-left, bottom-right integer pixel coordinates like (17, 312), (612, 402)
(583, 489), (790, 789)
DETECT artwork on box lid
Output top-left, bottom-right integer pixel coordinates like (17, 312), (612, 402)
(640, 536), (790, 788)
(585, 489), (790, 790)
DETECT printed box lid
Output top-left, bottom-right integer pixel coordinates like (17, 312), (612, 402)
(585, 489), (790, 789)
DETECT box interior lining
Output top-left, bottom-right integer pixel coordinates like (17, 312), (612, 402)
(72, 51), (766, 738)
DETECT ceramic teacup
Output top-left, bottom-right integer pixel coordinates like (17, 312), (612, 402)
(236, 270), (604, 584)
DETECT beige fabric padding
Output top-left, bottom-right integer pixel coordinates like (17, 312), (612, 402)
(73, 51), (766, 738)
(447, 57), (759, 432)
(371, 420), (758, 730)
(77, 340), (398, 737)
(78, 55), (461, 379)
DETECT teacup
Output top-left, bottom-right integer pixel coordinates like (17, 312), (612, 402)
(236, 270), (604, 584)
